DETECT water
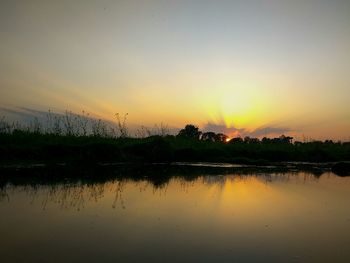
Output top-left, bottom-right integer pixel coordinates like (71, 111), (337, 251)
(0, 170), (350, 262)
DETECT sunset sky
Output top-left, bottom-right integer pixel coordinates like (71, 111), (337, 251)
(1, 0), (349, 140)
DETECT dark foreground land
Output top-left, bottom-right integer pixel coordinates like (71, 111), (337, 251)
(1, 131), (350, 172)
(1, 112), (349, 168)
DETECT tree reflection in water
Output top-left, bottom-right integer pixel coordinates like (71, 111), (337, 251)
(0, 164), (325, 210)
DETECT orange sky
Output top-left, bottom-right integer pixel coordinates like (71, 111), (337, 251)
(1, 1), (349, 140)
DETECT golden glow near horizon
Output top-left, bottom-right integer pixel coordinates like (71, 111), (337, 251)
(0, 0), (349, 140)
(221, 86), (264, 129)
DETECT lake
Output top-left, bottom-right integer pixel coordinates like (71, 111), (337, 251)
(0, 167), (349, 262)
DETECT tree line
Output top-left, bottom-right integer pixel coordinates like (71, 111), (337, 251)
(177, 124), (347, 145)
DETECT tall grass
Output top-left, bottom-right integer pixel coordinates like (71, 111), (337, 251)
(0, 110), (140, 138)
(0, 109), (349, 164)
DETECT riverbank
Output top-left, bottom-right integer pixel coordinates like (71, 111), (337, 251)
(1, 131), (349, 165)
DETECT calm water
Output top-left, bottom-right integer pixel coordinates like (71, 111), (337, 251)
(0, 171), (350, 262)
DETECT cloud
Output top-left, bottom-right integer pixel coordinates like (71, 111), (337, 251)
(1, 107), (294, 138)
(202, 122), (245, 136)
(249, 126), (292, 137)
(0, 107), (42, 123)
(0, 107), (99, 127)
(0, 107), (179, 136)
(202, 122), (292, 138)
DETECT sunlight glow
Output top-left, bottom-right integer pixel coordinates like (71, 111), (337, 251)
(221, 90), (252, 127)
(0, 1), (349, 140)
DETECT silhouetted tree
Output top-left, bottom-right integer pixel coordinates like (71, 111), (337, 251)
(279, 135), (293, 144)
(244, 136), (260, 144)
(177, 124), (201, 139)
(201, 132), (217, 142)
(229, 137), (244, 144)
(201, 132), (228, 143)
(261, 137), (268, 143)
(215, 133), (228, 143)
(262, 136), (293, 144)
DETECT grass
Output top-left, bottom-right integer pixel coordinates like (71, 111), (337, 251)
(0, 111), (349, 165)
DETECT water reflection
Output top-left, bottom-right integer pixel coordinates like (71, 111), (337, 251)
(1, 167), (350, 262)
(0, 171), (335, 211)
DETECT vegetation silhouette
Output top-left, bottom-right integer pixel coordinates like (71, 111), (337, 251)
(201, 132), (228, 142)
(177, 124), (201, 139)
(331, 162), (350, 176)
(0, 112), (349, 171)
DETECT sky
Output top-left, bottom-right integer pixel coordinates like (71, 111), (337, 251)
(1, 0), (350, 140)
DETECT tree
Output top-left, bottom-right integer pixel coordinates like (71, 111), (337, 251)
(177, 124), (201, 139)
(229, 137), (243, 144)
(201, 132), (217, 142)
(279, 135), (293, 144)
(244, 136), (259, 144)
(215, 133), (228, 143)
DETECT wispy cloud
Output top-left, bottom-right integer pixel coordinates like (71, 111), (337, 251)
(0, 107), (180, 136)
(202, 123), (244, 135)
(202, 122), (292, 138)
(249, 126), (292, 137)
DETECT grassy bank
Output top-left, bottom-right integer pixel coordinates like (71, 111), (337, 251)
(1, 111), (349, 165)
(1, 130), (349, 165)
